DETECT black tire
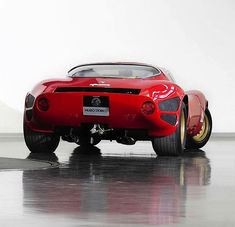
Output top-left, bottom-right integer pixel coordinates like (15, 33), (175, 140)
(152, 103), (187, 156)
(76, 136), (101, 146)
(186, 108), (212, 149)
(24, 123), (60, 153)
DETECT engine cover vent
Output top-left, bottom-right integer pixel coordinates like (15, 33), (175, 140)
(54, 87), (141, 95)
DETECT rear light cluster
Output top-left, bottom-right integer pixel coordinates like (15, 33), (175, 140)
(158, 97), (180, 112)
(26, 109), (33, 121)
(160, 114), (177, 125)
(158, 97), (180, 125)
(38, 98), (49, 111)
(141, 101), (155, 115)
(25, 94), (35, 108)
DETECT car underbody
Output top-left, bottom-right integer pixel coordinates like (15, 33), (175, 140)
(57, 123), (150, 145)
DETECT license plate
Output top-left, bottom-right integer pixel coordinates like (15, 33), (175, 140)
(83, 96), (109, 116)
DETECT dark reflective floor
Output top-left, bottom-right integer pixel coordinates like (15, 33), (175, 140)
(0, 137), (235, 226)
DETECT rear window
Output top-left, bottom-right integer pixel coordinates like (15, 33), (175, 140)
(70, 64), (160, 79)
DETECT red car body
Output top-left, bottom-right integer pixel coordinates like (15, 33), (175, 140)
(24, 63), (212, 155)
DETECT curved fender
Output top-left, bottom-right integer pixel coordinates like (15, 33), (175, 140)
(185, 90), (208, 136)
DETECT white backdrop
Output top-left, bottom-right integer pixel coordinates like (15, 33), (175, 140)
(0, 0), (235, 133)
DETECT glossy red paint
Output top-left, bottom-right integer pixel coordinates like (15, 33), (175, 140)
(185, 90), (208, 136)
(24, 63), (208, 139)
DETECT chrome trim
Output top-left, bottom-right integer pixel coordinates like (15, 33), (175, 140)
(89, 84), (110, 87)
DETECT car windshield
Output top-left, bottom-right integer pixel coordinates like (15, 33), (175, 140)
(70, 64), (160, 79)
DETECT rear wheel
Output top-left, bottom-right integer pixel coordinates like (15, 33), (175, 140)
(186, 108), (212, 149)
(152, 103), (186, 156)
(24, 123), (60, 153)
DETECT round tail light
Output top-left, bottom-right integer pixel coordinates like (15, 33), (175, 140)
(141, 101), (155, 115)
(38, 98), (49, 111)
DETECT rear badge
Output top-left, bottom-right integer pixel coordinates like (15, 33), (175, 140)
(89, 83), (110, 87)
(91, 97), (101, 107)
(83, 96), (109, 116)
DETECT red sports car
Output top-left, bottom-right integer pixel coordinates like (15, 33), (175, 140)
(24, 63), (212, 156)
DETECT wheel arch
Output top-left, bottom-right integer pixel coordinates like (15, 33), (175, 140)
(185, 90), (208, 136)
(182, 95), (189, 115)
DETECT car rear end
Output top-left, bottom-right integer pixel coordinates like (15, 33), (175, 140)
(25, 63), (185, 145)
(26, 85), (184, 141)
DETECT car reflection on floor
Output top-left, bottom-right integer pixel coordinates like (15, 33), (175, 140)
(24, 146), (211, 225)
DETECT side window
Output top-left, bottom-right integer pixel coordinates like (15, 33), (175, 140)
(160, 67), (175, 83)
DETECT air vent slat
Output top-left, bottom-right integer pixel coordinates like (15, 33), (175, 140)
(55, 87), (141, 95)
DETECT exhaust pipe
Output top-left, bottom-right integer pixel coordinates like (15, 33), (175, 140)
(90, 124), (113, 135)
(116, 136), (136, 145)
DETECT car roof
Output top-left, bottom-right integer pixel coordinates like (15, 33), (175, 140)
(68, 62), (160, 73)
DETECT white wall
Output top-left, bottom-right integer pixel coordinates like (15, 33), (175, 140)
(0, 101), (22, 133)
(0, 0), (235, 133)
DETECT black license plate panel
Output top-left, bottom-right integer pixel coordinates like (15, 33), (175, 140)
(83, 96), (109, 116)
